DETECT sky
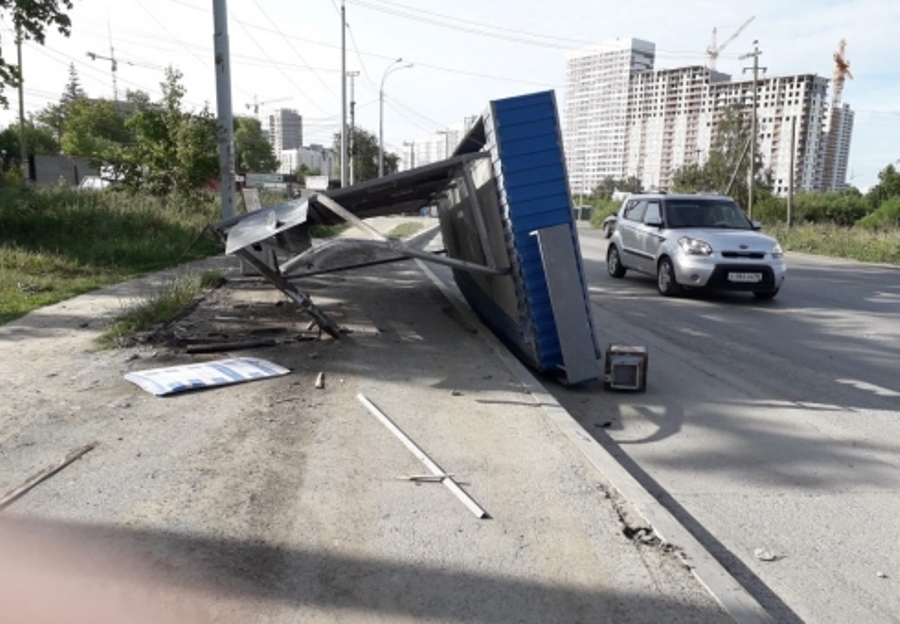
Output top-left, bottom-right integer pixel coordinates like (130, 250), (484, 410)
(0, 0), (898, 190)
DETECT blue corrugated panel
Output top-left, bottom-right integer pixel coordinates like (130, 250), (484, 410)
(487, 90), (575, 371)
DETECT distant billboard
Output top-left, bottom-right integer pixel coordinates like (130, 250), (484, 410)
(245, 173), (283, 187)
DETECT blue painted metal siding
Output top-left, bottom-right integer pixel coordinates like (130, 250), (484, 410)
(486, 91), (574, 370)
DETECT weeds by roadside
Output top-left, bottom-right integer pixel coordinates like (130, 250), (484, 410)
(309, 223), (351, 238)
(96, 270), (224, 349)
(386, 222), (424, 240)
(764, 223), (900, 265)
(0, 186), (223, 324)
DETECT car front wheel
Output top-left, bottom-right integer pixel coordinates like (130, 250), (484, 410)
(657, 257), (682, 296)
(607, 245), (627, 278)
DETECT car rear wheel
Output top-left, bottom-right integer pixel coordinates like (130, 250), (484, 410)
(753, 288), (779, 300)
(657, 257), (682, 296)
(607, 245), (626, 278)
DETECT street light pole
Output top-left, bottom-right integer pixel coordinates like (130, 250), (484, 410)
(378, 58), (412, 177)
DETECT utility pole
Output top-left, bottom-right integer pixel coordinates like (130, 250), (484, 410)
(347, 70), (359, 184)
(788, 116), (796, 228)
(741, 40), (766, 218)
(16, 24), (27, 179)
(340, 1), (347, 187)
(212, 0), (236, 219)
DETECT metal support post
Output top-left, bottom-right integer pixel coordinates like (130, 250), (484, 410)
(348, 70), (359, 184)
(462, 167), (498, 269)
(16, 25), (27, 179)
(340, 1), (347, 186)
(788, 116), (796, 228)
(212, 0), (236, 219)
(741, 41), (766, 219)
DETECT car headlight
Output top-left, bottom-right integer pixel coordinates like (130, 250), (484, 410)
(771, 243), (784, 259)
(678, 237), (712, 256)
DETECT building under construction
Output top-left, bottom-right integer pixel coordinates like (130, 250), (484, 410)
(564, 37), (855, 195)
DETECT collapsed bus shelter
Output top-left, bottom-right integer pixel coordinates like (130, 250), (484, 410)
(212, 91), (601, 385)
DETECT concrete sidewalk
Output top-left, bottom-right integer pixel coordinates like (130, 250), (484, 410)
(0, 220), (744, 623)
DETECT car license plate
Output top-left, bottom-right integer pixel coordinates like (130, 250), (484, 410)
(728, 272), (762, 283)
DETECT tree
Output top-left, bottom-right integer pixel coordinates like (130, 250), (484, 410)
(124, 89), (151, 112)
(34, 102), (64, 144)
(593, 175), (643, 199)
(24, 117), (58, 153)
(866, 162), (900, 209)
(60, 62), (83, 107)
(333, 127), (398, 183)
(0, 0), (74, 107)
(103, 68), (218, 198)
(0, 119), (57, 161)
(60, 98), (130, 157)
(32, 64), (84, 145)
(234, 116), (277, 173)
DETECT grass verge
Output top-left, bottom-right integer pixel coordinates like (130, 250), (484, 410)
(386, 222), (424, 240)
(0, 185), (223, 324)
(763, 223), (900, 265)
(96, 270), (224, 349)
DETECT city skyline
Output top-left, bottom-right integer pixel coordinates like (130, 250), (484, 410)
(0, 0), (895, 189)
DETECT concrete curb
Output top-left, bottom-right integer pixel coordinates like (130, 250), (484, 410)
(417, 260), (775, 624)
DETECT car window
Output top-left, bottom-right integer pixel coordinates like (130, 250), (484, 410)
(644, 202), (661, 224)
(664, 199), (751, 229)
(623, 200), (647, 223)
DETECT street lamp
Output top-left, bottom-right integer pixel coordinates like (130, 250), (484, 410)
(379, 57), (413, 177)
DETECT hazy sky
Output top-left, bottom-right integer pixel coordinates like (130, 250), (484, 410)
(1, 0), (897, 189)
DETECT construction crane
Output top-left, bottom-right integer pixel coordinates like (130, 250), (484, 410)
(245, 96), (292, 116)
(706, 16), (755, 71)
(86, 49), (162, 105)
(86, 49), (121, 104)
(832, 38), (853, 107)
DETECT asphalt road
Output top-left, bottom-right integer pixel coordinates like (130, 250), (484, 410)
(555, 225), (900, 623)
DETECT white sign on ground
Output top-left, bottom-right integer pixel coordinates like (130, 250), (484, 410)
(124, 357), (290, 396)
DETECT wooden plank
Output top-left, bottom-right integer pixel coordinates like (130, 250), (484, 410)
(0, 443), (97, 511)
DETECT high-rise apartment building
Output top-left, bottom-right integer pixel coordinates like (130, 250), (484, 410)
(564, 39), (853, 196)
(268, 109), (303, 154)
(278, 144), (335, 177)
(563, 38), (656, 195)
(399, 115), (480, 172)
(818, 104), (854, 191)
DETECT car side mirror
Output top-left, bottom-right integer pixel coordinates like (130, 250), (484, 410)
(751, 220), (762, 230)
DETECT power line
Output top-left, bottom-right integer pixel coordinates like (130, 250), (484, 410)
(247, 0), (337, 98)
(231, 16), (331, 116)
(347, 0), (582, 49)
(345, 22), (373, 84)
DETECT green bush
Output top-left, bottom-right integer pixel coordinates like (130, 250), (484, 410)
(588, 199), (620, 228)
(858, 196), (900, 230)
(792, 192), (871, 226)
(751, 196), (787, 224)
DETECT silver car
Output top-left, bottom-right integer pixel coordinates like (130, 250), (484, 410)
(606, 193), (786, 299)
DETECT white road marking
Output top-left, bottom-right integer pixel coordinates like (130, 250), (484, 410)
(835, 379), (900, 398)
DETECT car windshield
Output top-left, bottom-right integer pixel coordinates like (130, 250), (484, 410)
(664, 199), (752, 229)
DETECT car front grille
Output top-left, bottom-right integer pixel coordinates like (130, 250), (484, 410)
(721, 251), (765, 259)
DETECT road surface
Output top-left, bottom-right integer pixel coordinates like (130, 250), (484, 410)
(553, 225), (900, 623)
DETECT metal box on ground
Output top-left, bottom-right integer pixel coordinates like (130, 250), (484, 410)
(603, 345), (648, 391)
